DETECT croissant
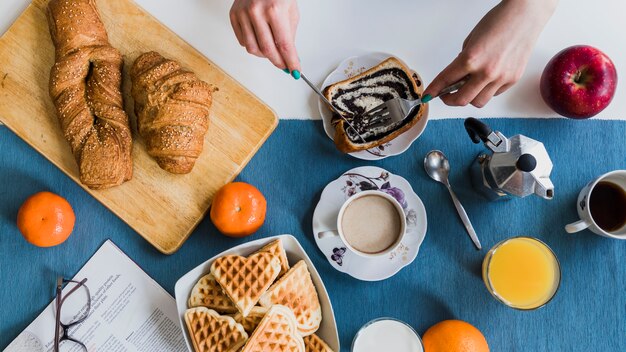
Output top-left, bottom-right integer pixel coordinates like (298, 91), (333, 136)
(131, 52), (212, 174)
(47, 0), (132, 189)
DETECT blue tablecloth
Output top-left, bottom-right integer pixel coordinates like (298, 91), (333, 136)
(1, 119), (625, 351)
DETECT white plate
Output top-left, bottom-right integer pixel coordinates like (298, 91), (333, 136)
(312, 166), (428, 281)
(319, 52), (430, 160)
(174, 235), (339, 351)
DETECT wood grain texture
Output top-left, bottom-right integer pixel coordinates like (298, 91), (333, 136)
(0, 0), (278, 254)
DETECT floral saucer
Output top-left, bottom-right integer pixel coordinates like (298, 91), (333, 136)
(312, 166), (427, 281)
(318, 52), (429, 161)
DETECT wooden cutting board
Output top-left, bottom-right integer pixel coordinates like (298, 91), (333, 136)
(0, 0), (278, 254)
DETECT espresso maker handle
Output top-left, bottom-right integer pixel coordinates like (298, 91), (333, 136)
(464, 117), (493, 144)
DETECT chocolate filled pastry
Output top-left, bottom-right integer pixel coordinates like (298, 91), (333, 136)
(131, 52), (213, 174)
(323, 57), (426, 153)
(47, 0), (133, 189)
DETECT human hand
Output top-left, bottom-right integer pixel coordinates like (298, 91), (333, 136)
(424, 0), (558, 107)
(230, 0), (301, 78)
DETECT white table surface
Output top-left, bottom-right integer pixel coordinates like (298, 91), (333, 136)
(1, 0), (624, 120)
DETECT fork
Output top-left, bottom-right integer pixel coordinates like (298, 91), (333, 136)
(364, 79), (468, 126)
(299, 72), (368, 144)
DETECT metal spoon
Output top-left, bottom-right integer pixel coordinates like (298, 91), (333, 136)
(424, 150), (481, 250)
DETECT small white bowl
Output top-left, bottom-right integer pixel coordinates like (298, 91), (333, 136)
(174, 234), (340, 351)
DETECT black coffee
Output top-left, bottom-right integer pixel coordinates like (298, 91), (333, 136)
(590, 181), (626, 232)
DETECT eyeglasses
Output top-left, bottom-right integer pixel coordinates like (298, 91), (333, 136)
(54, 277), (91, 352)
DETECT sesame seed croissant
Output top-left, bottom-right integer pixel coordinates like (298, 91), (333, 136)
(47, 0), (133, 189)
(130, 51), (213, 174)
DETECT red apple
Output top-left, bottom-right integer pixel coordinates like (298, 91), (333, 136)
(540, 45), (617, 119)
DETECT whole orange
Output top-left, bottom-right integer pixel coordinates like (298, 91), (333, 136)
(210, 182), (267, 237)
(17, 191), (75, 247)
(422, 320), (489, 352)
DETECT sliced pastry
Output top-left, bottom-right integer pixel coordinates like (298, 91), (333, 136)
(254, 239), (290, 276)
(303, 334), (334, 352)
(210, 253), (281, 317)
(241, 305), (305, 352)
(188, 274), (237, 314)
(259, 261), (322, 336)
(184, 307), (248, 352)
(323, 57), (426, 153)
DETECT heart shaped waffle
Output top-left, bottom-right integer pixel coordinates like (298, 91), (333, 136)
(188, 274), (237, 313)
(234, 306), (268, 334)
(184, 307), (248, 352)
(211, 252), (281, 317)
(259, 260), (322, 336)
(254, 239), (290, 276)
(303, 334), (334, 352)
(241, 305), (305, 352)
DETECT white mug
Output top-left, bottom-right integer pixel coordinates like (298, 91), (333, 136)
(565, 170), (626, 239)
(317, 190), (407, 258)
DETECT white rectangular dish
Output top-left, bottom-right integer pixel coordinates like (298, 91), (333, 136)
(174, 234), (340, 351)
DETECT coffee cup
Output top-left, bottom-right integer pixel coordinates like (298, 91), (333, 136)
(317, 190), (407, 258)
(565, 170), (626, 239)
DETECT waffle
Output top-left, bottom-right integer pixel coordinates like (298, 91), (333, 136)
(211, 252), (281, 317)
(234, 306), (268, 334)
(255, 239), (290, 276)
(303, 334), (334, 352)
(188, 274), (238, 313)
(184, 307), (248, 352)
(259, 261), (322, 336)
(241, 305), (305, 352)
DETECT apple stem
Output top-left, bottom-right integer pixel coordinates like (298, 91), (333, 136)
(573, 71), (583, 84)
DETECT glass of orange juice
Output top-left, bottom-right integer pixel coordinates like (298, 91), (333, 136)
(482, 237), (561, 310)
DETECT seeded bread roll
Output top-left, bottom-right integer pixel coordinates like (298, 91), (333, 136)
(47, 0), (133, 189)
(323, 57), (427, 153)
(131, 51), (213, 174)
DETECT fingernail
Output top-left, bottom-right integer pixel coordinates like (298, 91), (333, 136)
(421, 94), (432, 103)
(291, 70), (301, 80)
(283, 68), (290, 74)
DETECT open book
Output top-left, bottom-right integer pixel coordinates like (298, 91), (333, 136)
(5, 240), (187, 352)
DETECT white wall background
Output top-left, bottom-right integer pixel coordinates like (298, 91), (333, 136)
(1, 0), (624, 120)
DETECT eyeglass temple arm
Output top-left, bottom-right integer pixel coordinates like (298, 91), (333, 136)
(54, 277), (63, 351)
(58, 278), (88, 306)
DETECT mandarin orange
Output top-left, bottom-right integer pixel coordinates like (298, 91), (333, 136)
(17, 191), (75, 247)
(210, 182), (266, 237)
(422, 320), (489, 352)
